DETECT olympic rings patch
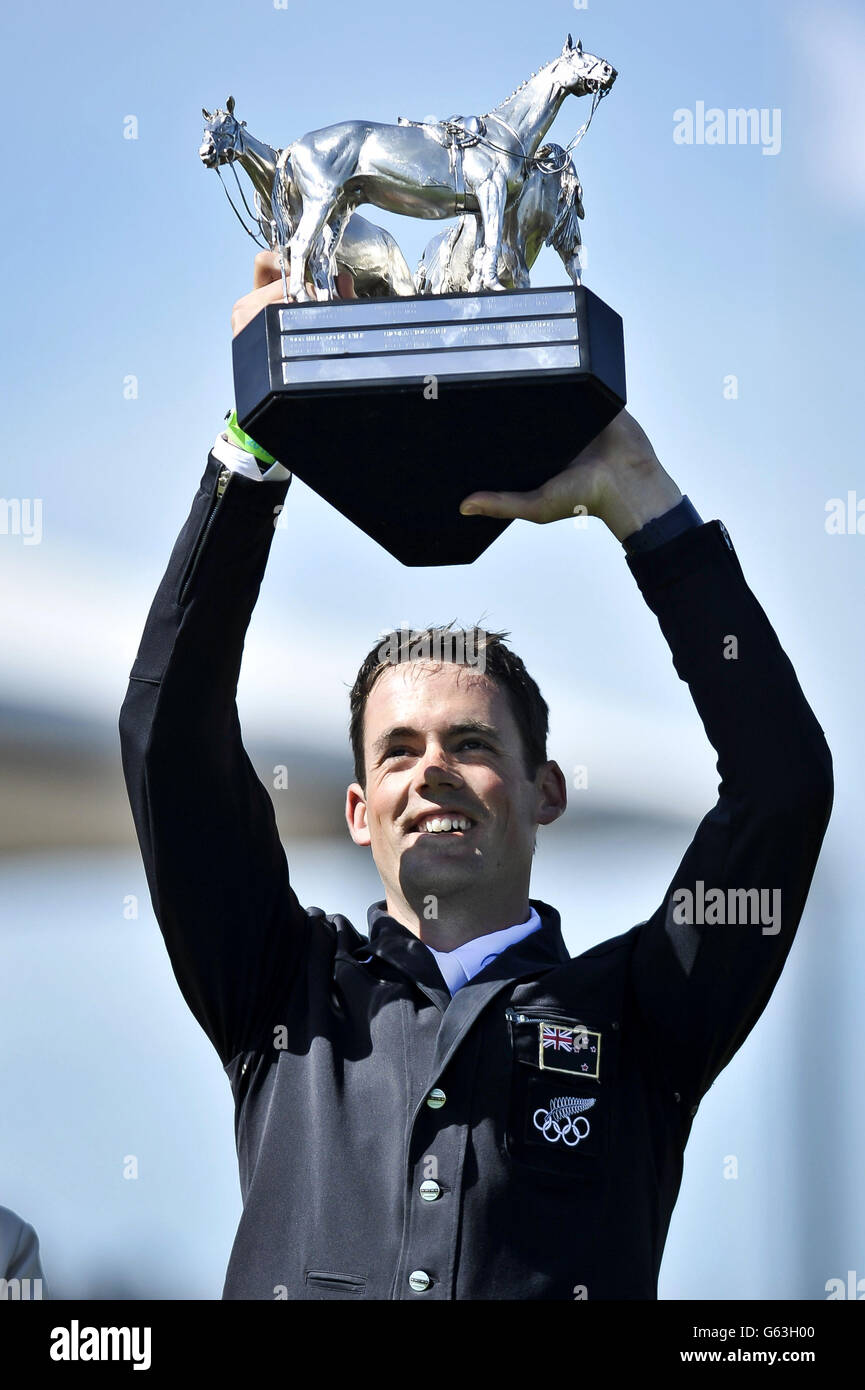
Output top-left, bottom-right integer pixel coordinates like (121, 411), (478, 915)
(533, 1095), (596, 1146)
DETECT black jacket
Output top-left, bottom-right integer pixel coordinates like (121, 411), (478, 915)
(119, 451), (833, 1300)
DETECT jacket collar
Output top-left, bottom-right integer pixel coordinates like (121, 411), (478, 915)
(365, 898), (570, 1006)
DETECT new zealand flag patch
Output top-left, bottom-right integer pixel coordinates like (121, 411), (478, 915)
(538, 1022), (601, 1080)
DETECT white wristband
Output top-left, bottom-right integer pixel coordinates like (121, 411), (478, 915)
(212, 432), (291, 483)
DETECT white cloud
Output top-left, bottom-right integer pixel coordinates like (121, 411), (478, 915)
(788, 1), (865, 215)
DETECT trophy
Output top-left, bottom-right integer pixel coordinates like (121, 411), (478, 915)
(200, 35), (623, 566)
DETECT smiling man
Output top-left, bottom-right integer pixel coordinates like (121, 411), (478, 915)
(119, 252), (833, 1300)
(345, 655), (567, 955)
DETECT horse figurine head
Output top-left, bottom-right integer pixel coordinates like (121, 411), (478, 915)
(199, 96), (247, 168)
(548, 34), (617, 99)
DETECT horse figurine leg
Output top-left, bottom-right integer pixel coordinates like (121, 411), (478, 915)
(469, 170), (509, 292)
(564, 245), (583, 286)
(439, 219), (473, 294)
(456, 218), (483, 294)
(320, 204), (354, 296)
(287, 196), (334, 301)
(309, 225), (335, 298)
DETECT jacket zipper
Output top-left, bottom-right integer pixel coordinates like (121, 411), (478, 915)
(506, 1008), (586, 1026)
(178, 465), (232, 604)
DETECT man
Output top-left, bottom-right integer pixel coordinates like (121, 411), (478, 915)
(119, 252), (833, 1300)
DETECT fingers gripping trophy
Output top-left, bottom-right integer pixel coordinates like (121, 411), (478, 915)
(200, 34), (627, 567)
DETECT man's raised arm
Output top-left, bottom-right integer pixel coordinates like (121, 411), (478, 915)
(118, 255), (356, 1066)
(459, 411), (834, 1111)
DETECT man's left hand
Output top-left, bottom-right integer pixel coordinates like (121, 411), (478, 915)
(458, 408), (684, 543)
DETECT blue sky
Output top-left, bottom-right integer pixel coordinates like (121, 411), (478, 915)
(2, 0), (862, 812)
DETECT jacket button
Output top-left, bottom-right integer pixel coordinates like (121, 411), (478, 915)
(409, 1270), (431, 1292)
(419, 1180), (441, 1202)
(426, 1088), (446, 1109)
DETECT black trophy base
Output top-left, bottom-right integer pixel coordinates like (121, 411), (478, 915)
(233, 284), (625, 567)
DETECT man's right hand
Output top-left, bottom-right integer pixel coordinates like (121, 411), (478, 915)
(231, 250), (357, 338)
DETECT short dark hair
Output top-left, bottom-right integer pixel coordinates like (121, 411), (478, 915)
(348, 622), (549, 790)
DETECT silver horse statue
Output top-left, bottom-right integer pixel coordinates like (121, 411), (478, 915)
(199, 97), (417, 298)
(277, 34), (615, 301)
(416, 142), (584, 295)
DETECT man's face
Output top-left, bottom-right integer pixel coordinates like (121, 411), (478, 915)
(345, 661), (566, 922)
